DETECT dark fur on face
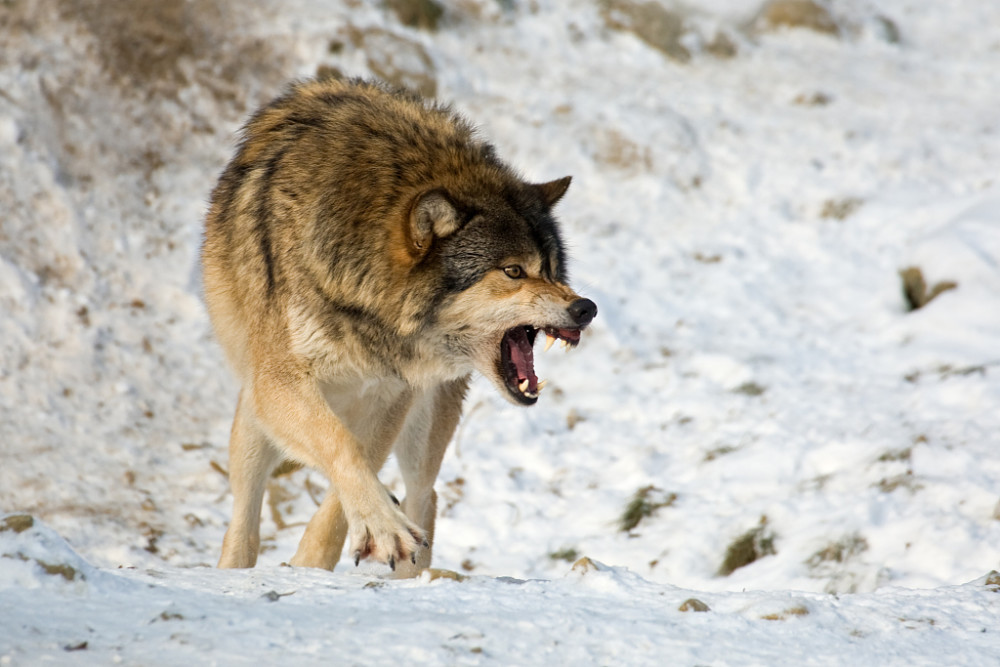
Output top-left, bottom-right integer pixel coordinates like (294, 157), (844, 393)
(436, 190), (567, 294)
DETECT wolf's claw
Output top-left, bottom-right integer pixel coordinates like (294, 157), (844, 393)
(348, 503), (425, 572)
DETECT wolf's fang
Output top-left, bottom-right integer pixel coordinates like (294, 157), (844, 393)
(544, 333), (556, 352)
(518, 379), (529, 393)
(537, 379), (547, 391)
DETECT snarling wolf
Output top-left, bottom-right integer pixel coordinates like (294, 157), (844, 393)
(202, 77), (596, 576)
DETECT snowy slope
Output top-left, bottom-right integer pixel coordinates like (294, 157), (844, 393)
(2, 0), (1000, 662)
(3, 516), (999, 665)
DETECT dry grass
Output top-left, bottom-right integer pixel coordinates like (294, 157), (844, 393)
(718, 518), (776, 576)
(761, 605), (809, 621)
(899, 266), (958, 311)
(619, 486), (677, 533)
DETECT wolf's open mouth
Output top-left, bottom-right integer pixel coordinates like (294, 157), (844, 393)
(500, 325), (582, 405)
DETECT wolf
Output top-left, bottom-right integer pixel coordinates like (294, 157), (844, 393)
(202, 77), (596, 577)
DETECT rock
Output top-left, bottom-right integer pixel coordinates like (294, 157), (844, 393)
(421, 567), (467, 582)
(678, 598), (710, 612)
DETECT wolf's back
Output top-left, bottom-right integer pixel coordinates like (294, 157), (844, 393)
(200, 78), (515, 376)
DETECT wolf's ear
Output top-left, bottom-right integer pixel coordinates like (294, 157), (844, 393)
(533, 176), (572, 208)
(409, 189), (462, 254)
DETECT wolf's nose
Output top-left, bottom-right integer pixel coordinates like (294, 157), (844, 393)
(568, 298), (597, 327)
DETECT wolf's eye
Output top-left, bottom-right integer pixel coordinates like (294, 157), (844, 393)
(503, 265), (524, 279)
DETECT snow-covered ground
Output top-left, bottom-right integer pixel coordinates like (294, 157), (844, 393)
(3, 515), (1000, 665)
(2, 0), (999, 663)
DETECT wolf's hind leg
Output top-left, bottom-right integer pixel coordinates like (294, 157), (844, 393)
(289, 489), (349, 570)
(218, 389), (282, 568)
(392, 377), (469, 579)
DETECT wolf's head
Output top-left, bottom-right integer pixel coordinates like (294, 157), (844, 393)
(403, 176), (596, 406)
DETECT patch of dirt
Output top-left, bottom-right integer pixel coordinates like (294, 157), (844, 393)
(347, 26), (438, 98)
(590, 127), (654, 173)
(761, 605), (809, 621)
(754, 0), (839, 36)
(820, 197), (863, 220)
(733, 381), (767, 397)
(601, 0), (691, 63)
(385, 0), (444, 31)
(58, 0), (288, 105)
(806, 533), (868, 567)
(0, 514), (35, 534)
(62, 0), (211, 92)
(874, 471), (922, 494)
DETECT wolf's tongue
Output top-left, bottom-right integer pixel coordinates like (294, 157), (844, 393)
(507, 327), (538, 391)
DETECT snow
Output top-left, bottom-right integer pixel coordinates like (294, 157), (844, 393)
(2, 0), (1000, 663)
(3, 517), (999, 665)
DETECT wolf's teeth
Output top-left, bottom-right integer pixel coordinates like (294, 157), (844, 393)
(518, 379), (529, 393)
(524, 390), (538, 399)
(561, 339), (570, 351)
(537, 379), (547, 392)
(544, 333), (556, 352)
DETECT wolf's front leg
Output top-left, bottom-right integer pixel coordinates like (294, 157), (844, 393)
(392, 377), (469, 578)
(250, 371), (424, 570)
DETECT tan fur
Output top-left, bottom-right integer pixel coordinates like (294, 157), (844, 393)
(203, 78), (594, 573)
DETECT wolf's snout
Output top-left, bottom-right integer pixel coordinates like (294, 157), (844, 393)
(568, 298), (597, 327)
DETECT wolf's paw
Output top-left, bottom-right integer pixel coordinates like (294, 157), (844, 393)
(348, 504), (427, 571)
